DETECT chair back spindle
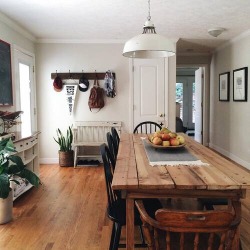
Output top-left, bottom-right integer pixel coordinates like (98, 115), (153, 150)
(135, 200), (241, 250)
(133, 121), (162, 134)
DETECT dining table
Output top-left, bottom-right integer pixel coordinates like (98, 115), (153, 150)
(112, 133), (250, 250)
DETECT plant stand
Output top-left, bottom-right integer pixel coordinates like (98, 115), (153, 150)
(59, 150), (74, 167)
(0, 190), (13, 224)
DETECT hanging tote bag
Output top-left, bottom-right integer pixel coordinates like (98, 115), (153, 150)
(88, 75), (105, 112)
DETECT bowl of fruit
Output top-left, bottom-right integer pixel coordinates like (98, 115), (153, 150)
(147, 127), (186, 149)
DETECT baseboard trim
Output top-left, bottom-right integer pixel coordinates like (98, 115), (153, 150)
(209, 143), (250, 171)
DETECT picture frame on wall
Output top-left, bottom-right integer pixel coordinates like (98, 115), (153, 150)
(233, 67), (248, 101)
(219, 72), (230, 101)
(0, 39), (13, 106)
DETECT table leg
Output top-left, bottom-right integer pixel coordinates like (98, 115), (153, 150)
(126, 197), (134, 250)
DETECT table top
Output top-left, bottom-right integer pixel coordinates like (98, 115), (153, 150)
(112, 133), (250, 194)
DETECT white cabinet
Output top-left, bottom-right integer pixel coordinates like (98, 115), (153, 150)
(12, 132), (40, 200)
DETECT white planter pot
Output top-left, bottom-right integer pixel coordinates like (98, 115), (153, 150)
(0, 190), (13, 224)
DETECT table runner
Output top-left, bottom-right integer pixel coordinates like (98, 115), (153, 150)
(142, 139), (209, 166)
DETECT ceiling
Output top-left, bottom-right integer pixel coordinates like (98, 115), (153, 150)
(0, 0), (250, 55)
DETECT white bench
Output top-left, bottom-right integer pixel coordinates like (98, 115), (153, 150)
(73, 121), (121, 167)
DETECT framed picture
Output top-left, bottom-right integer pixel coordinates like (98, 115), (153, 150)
(0, 40), (13, 106)
(233, 67), (248, 101)
(219, 72), (230, 101)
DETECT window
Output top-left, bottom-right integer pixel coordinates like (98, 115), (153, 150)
(19, 63), (32, 136)
(176, 82), (183, 119)
(14, 47), (36, 136)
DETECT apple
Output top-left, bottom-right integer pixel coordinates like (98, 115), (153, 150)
(162, 141), (170, 146)
(170, 138), (180, 146)
(169, 132), (177, 138)
(161, 133), (171, 141)
(149, 135), (154, 142)
(152, 136), (162, 145)
(153, 132), (162, 138)
(160, 127), (171, 134)
(176, 135), (185, 144)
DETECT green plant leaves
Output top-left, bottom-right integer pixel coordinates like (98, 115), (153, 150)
(16, 169), (40, 188)
(0, 173), (11, 199)
(0, 138), (41, 199)
(54, 126), (73, 152)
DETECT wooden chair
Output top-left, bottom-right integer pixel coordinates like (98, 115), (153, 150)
(100, 143), (146, 250)
(135, 199), (241, 250)
(133, 121), (162, 134)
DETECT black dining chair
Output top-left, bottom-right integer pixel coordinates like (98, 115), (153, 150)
(133, 121), (162, 134)
(198, 198), (228, 210)
(100, 143), (146, 250)
(106, 132), (117, 168)
(111, 127), (120, 157)
(100, 143), (162, 249)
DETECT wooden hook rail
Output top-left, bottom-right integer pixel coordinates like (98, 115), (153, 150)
(51, 72), (115, 80)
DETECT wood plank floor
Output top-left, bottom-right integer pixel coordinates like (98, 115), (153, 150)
(0, 164), (249, 249)
(0, 165), (145, 250)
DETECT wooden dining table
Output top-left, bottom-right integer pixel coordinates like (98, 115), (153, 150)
(112, 133), (250, 250)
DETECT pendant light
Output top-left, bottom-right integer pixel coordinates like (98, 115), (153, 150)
(123, 0), (176, 58)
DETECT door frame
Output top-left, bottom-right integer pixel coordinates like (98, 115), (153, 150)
(177, 64), (210, 146)
(13, 45), (37, 133)
(176, 75), (195, 129)
(129, 58), (170, 133)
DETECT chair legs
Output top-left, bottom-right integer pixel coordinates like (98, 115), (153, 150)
(109, 222), (122, 250)
(109, 222), (116, 250)
(109, 222), (147, 250)
(139, 225), (146, 245)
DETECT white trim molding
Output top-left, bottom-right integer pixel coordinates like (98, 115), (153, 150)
(209, 143), (250, 171)
(0, 11), (36, 42)
(36, 39), (126, 44)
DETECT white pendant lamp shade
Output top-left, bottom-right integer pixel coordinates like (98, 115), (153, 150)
(123, 33), (176, 58)
(123, 0), (176, 58)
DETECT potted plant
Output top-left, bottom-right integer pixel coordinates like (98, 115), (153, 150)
(0, 137), (40, 224)
(53, 126), (74, 167)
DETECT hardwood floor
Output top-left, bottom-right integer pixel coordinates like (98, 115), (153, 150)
(0, 165), (113, 250)
(0, 164), (249, 249)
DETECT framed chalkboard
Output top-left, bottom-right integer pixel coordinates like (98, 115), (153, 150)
(0, 39), (13, 106)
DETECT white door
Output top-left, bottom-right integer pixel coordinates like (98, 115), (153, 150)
(14, 48), (37, 137)
(133, 58), (165, 129)
(194, 68), (203, 143)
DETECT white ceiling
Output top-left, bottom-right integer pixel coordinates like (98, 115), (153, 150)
(0, 0), (250, 54)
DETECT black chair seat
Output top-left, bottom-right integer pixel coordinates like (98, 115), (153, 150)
(107, 198), (163, 225)
(199, 198), (228, 210)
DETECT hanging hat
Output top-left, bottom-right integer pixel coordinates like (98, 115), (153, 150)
(53, 76), (63, 91)
(78, 75), (89, 92)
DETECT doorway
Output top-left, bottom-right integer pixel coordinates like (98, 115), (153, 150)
(176, 67), (204, 143)
(14, 47), (36, 137)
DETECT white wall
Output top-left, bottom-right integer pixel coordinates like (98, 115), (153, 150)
(35, 43), (131, 163)
(210, 31), (250, 170)
(36, 43), (177, 164)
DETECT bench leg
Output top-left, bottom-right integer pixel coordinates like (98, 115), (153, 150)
(74, 146), (78, 168)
